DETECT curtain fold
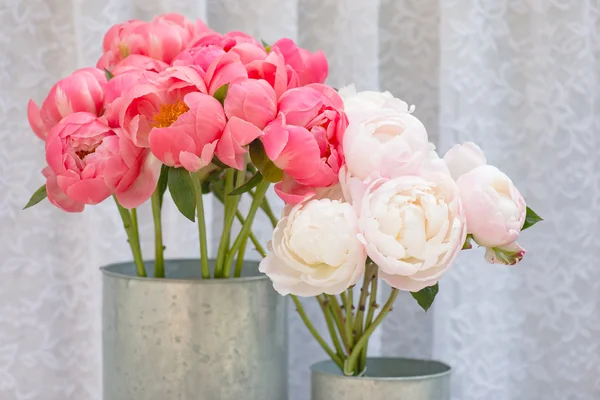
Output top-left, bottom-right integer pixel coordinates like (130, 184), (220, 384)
(0, 1), (597, 399)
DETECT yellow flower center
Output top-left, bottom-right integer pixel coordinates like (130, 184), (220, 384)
(152, 101), (190, 128)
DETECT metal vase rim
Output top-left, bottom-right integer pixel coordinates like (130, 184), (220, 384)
(310, 357), (451, 400)
(311, 357), (451, 381)
(100, 257), (268, 282)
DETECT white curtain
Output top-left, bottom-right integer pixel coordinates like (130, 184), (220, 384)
(1, 0), (597, 399)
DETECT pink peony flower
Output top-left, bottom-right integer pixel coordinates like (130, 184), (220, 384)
(271, 38), (328, 86)
(224, 79), (277, 129)
(44, 112), (160, 211)
(111, 54), (169, 75)
(187, 31), (261, 52)
(175, 32), (264, 70)
(203, 52), (248, 95)
(104, 134), (162, 209)
(97, 13), (195, 71)
(173, 44), (227, 71)
(246, 50), (293, 99)
(261, 83), (347, 203)
(215, 79), (277, 170)
(27, 68), (107, 140)
(43, 167), (85, 212)
(116, 66), (207, 148)
(148, 92), (226, 171)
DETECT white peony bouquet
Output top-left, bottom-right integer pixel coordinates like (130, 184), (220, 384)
(259, 85), (542, 376)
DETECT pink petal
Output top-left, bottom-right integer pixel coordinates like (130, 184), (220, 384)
(216, 117), (263, 170)
(228, 43), (268, 65)
(303, 51), (329, 85)
(179, 141), (216, 172)
(148, 126), (196, 167)
(42, 167), (85, 212)
(115, 151), (161, 208)
(64, 178), (112, 205)
(306, 83), (344, 109)
(180, 92), (226, 155)
(274, 177), (316, 205)
(278, 87), (322, 127)
(204, 52), (248, 95)
(261, 117), (289, 160)
(27, 100), (47, 140)
(224, 80), (277, 130)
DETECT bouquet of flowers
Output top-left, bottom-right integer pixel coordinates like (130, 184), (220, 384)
(24, 13), (329, 279)
(24, 12), (542, 379)
(257, 86), (543, 375)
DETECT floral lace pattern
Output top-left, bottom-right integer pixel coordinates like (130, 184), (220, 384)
(1, 0), (597, 399)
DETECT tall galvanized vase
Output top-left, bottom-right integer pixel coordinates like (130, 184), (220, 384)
(101, 259), (287, 400)
(311, 357), (451, 400)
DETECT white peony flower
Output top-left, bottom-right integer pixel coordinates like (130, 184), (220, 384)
(339, 84), (414, 119)
(343, 167), (466, 292)
(443, 142), (527, 264)
(259, 198), (366, 296)
(340, 86), (434, 181)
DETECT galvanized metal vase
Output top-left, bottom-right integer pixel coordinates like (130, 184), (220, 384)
(101, 259), (288, 400)
(311, 357), (451, 400)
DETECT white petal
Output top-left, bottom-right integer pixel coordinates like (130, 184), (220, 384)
(443, 142), (487, 180)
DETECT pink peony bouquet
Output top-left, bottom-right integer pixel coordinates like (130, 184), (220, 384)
(24, 13), (331, 279)
(24, 13), (541, 376)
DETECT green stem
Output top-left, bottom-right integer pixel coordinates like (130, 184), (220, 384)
(344, 287), (354, 348)
(340, 292), (347, 308)
(253, 189), (278, 228)
(190, 172), (210, 279)
(114, 196), (146, 277)
(292, 295), (344, 370)
(222, 179), (270, 277)
(131, 208), (139, 240)
(353, 264), (375, 340)
(151, 190), (165, 278)
(345, 289), (398, 376)
(215, 169), (236, 277)
(234, 235), (248, 278)
(359, 267), (379, 371)
(317, 295), (345, 358)
(326, 294), (351, 353)
(212, 187), (266, 258)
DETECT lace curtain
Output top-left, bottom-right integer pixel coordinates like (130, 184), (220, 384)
(1, 0), (598, 399)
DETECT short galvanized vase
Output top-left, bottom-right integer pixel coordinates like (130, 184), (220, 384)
(311, 357), (451, 400)
(101, 259), (287, 400)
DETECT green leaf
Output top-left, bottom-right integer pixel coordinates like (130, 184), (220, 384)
(23, 184), (47, 210)
(249, 140), (283, 183)
(521, 206), (543, 230)
(104, 68), (114, 80)
(156, 165), (169, 208)
(230, 171), (263, 195)
(411, 283), (439, 312)
(167, 167), (196, 222)
(211, 156), (228, 169)
(213, 84), (229, 106)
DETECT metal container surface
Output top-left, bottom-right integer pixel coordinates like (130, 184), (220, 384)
(102, 259), (287, 400)
(311, 357), (451, 400)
